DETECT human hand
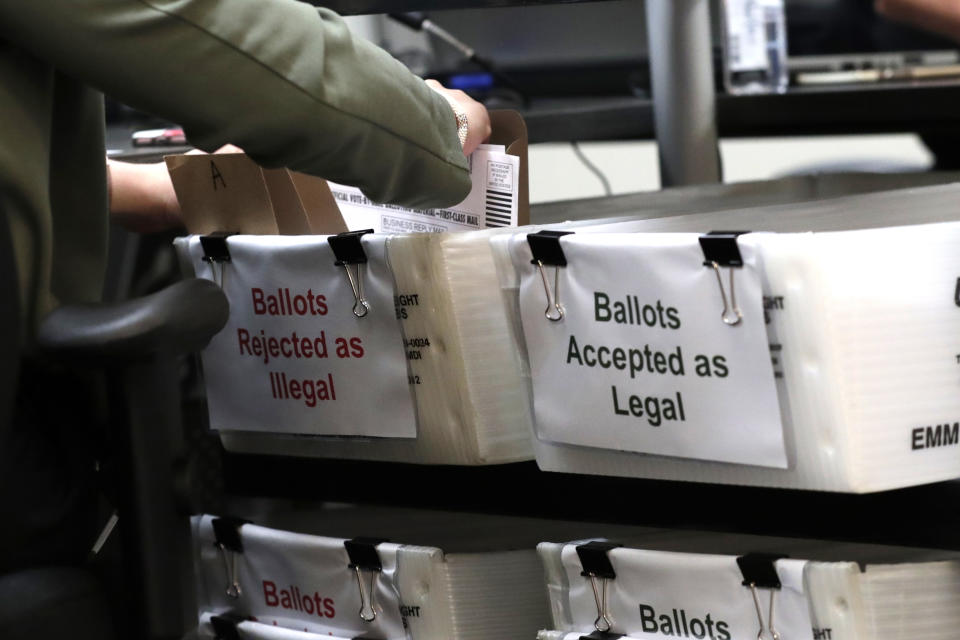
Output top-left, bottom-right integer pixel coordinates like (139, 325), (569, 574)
(876, 0), (960, 42)
(107, 144), (242, 233)
(425, 79), (492, 156)
(107, 159), (181, 233)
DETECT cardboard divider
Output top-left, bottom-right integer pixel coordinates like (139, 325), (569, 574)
(167, 154), (348, 236)
(166, 110), (528, 235)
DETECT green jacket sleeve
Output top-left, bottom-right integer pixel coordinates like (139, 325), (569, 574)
(0, 0), (471, 208)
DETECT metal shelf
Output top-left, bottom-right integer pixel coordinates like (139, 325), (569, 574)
(222, 454), (960, 551)
(522, 80), (960, 143)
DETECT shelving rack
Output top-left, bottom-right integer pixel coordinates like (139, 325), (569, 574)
(212, 0), (960, 552)
(82, 5), (960, 640)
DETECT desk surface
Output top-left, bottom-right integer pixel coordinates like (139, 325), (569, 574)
(525, 80), (960, 142)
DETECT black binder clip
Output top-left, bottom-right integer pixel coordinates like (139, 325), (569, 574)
(328, 229), (374, 318)
(345, 537), (387, 622)
(737, 553), (787, 640)
(210, 615), (242, 640)
(699, 231), (748, 326)
(580, 632), (624, 640)
(200, 232), (235, 288)
(576, 541), (622, 633)
(212, 517), (248, 599)
(527, 230), (573, 321)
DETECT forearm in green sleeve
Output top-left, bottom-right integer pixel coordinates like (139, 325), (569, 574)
(0, 0), (471, 208)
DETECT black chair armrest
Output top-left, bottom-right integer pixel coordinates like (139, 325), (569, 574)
(36, 278), (228, 361)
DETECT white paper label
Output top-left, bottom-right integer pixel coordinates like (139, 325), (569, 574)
(514, 233), (786, 468)
(723, 0), (767, 71)
(196, 518), (408, 639)
(561, 545), (813, 640)
(329, 144), (519, 232)
(187, 235), (416, 438)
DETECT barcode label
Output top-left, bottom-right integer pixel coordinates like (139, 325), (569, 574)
(485, 188), (515, 228)
(327, 145), (519, 232)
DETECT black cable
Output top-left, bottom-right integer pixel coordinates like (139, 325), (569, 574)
(387, 12), (529, 106)
(387, 12), (427, 31)
(571, 141), (613, 196)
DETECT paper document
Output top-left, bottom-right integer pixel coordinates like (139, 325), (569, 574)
(183, 235), (417, 439)
(514, 232), (787, 468)
(329, 144), (520, 232)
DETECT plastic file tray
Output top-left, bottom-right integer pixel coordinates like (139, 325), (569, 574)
(192, 513), (551, 640)
(175, 174), (931, 467)
(538, 534), (960, 640)
(493, 183), (960, 492)
(176, 231), (533, 465)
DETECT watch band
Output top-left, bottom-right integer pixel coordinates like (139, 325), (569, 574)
(428, 83), (469, 149)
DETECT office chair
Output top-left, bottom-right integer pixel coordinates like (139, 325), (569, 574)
(0, 202), (229, 640)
